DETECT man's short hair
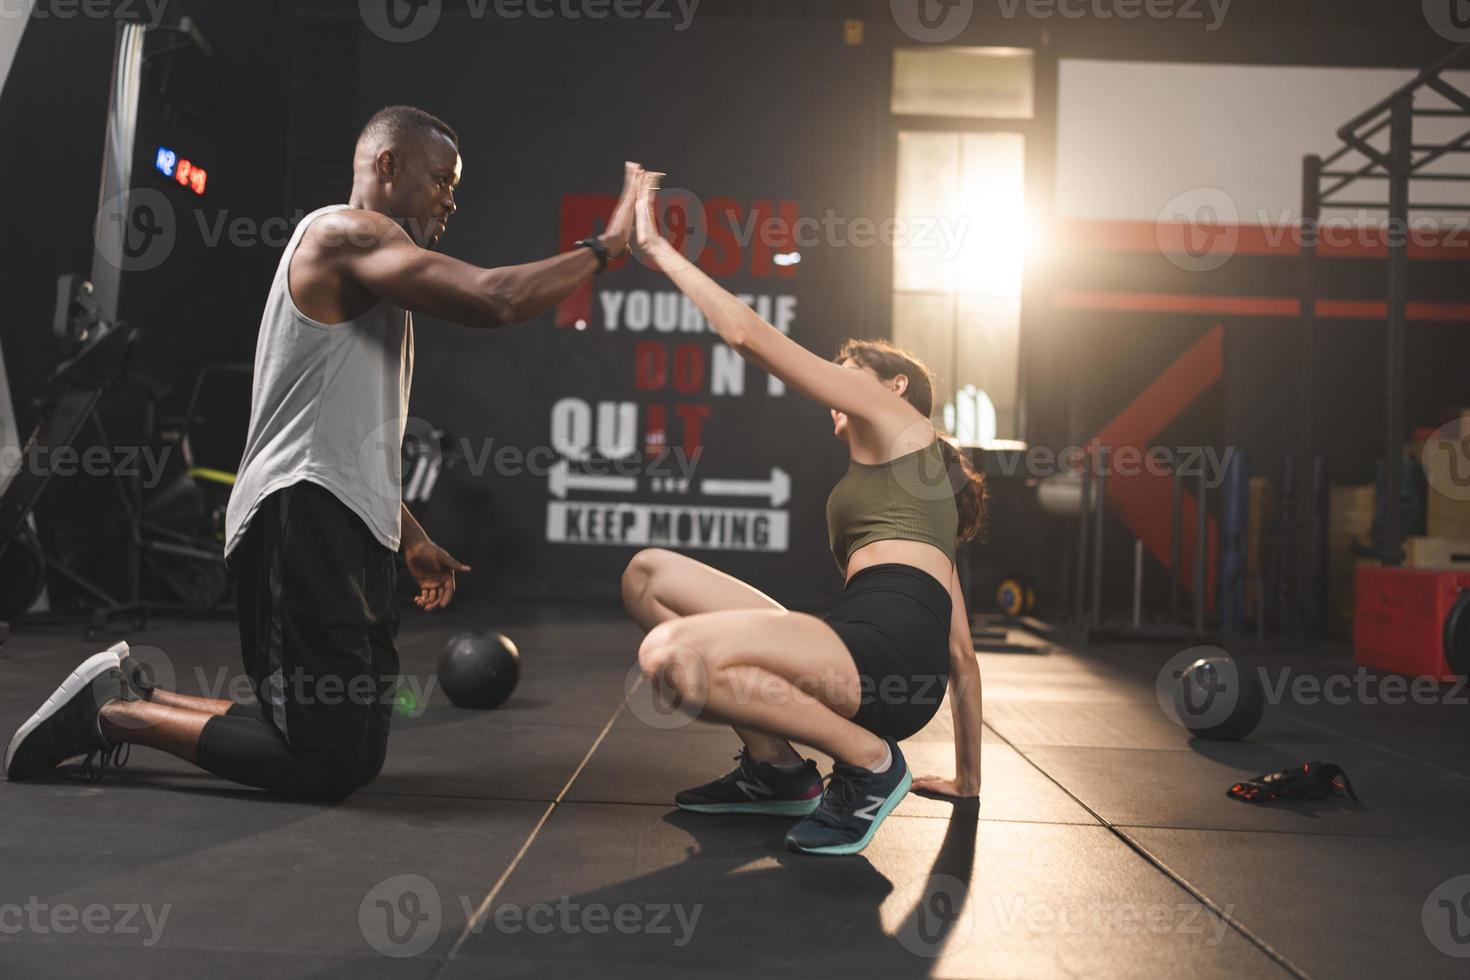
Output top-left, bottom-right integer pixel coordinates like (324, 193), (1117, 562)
(358, 105), (460, 153)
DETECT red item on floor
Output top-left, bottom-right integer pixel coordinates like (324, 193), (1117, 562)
(1228, 761), (1358, 803)
(1353, 565), (1470, 681)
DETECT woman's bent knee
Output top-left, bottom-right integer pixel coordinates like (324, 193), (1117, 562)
(638, 624), (708, 694)
(621, 548), (671, 616)
(637, 620), (681, 676)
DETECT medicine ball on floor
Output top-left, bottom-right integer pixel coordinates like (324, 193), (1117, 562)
(439, 630), (521, 709)
(1174, 654), (1266, 740)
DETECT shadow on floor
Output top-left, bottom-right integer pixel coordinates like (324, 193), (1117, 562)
(451, 799), (981, 974)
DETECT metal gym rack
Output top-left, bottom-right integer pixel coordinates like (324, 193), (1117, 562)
(1296, 43), (1470, 641)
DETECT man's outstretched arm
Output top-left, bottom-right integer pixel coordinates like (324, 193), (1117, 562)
(338, 161), (641, 329)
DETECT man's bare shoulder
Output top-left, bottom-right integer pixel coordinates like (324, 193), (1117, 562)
(300, 207), (410, 257)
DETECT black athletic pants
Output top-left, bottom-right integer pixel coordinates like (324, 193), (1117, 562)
(196, 481), (400, 803)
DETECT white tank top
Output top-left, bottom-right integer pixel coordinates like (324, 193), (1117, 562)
(224, 205), (414, 558)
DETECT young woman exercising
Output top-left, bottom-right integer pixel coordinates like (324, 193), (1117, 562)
(621, 173), (986, 855)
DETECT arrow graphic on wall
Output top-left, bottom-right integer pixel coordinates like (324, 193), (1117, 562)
(700, 468), (791, 508)
(548, 460), (638, 499)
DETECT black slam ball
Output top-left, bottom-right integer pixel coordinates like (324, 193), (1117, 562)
(439, 630), (521, 709)
(1173, 655), (1265, 740)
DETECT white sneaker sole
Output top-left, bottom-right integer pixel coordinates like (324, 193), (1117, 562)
(4, 650), (124, 777)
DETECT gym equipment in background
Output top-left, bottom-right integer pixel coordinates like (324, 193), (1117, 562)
(995, 573), (1036, 618)
(0, 278), (146, 636)
(2, 15), (223, 635)
(439, 630), (522, 709)
(124, 362), (251, 613)
(0, 282), (245, 634)
(1296, 43), (1470, 641)
(1217, 451), (1249, 635)
(1074, 446), (1213, 644)
(959, 443), (1057, 654)
(403, 416), (448, 507)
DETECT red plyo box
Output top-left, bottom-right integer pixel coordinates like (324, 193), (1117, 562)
(1353, 565), (1470, 680)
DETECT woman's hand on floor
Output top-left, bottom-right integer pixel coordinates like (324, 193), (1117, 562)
(912, 774), (980, 800)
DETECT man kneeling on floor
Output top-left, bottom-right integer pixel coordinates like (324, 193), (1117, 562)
(4, 106), (642, 802)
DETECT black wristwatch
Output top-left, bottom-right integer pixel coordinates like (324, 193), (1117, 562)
(574, 237), (611, 274)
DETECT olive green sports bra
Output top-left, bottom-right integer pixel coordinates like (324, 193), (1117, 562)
(825, 439), (959, 573)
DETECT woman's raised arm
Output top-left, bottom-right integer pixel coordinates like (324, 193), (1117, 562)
(633, 172), (907, 423)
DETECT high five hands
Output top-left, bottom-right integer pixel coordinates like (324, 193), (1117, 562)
(600, 161), (645, 260)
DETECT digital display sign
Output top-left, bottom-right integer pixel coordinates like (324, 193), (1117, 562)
(155, 145), (208, 196)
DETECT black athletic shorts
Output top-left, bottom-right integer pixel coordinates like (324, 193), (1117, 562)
(228, 480), (400, 777)
(823, 563), (952, 740)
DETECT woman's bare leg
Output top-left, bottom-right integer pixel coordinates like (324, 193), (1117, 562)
(636, 608), (887, 769)
(621, 547), (783, 628)
(621, 548), (803, 764)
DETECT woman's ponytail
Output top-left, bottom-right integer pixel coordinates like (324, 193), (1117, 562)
(939, 438), (988, 545)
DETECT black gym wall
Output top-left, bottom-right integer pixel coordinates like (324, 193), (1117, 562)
(0, 0), (295, 598)
(0, 0), (295, 429)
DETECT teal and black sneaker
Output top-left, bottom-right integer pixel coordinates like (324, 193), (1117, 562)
(676, 748), (823, 816)
(784, 738), (910, 856)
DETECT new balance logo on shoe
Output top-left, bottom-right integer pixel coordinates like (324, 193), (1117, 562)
(853, 795), (886, 821)
(735, 777), (770, 800)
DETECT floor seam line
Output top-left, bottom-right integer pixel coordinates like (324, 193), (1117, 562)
(1111, 823), (1470, 842)
(998, 736), (1470, 777)
(985, 723), (1316, 980)
(436, 683), (632, 969)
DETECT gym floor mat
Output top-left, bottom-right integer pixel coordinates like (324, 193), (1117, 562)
(1, 602), (1463, 978)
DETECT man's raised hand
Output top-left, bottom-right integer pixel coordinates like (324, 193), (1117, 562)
(601, 161), (644, 259)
